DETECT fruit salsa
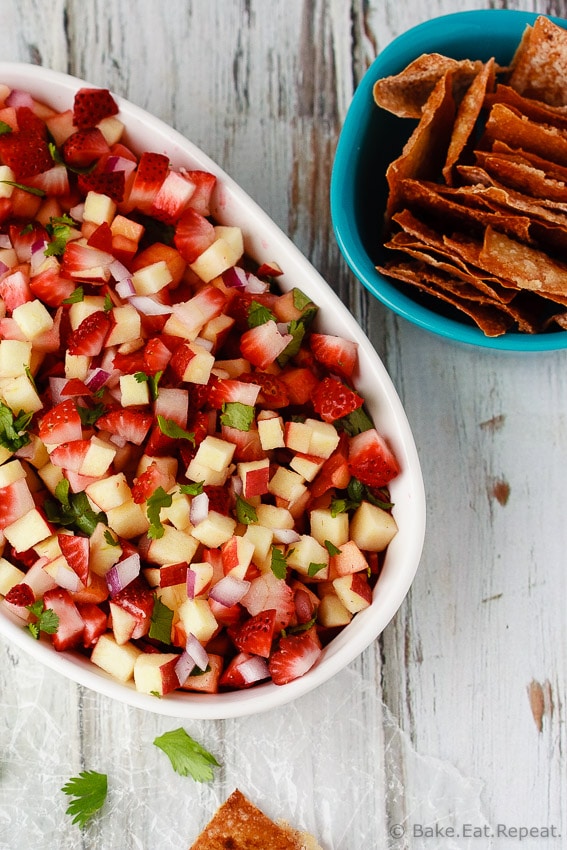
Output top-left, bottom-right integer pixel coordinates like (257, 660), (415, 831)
(0, 83), (400, 695)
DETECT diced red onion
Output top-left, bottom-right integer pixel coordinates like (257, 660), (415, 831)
(109, 433), (128, 447)
(195, 336), (214, 352)
(85, 368), (111, 392)
(189, 491), (209, 525)
(272, 528), (301, 545)
(115, 277), (135, 298)
(244, 273), (269, 294)
(6, 89), (34, 108)
(277, 322), (290, 335)
(231, 476), (243, 497)
(110, 259), (134, 284)
(239, 655), (270, 684)
(208, 575), (251, 607)
(175, 651), (196, 686)
(0, 260), (8, 276)
(0, 234), (12, 249)
(221, 265), (248, 289)
(105, 552), (141, 596)
(186, 568), (196, 600)
(129, 295), (173, 315)
(185, 632), (209, 671)
(49, 376), (68, 406)
(30, 240), (48, 274)
(69, 203), (84, 222)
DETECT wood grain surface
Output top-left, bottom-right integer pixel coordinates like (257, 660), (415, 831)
(0, 1), (566, 848)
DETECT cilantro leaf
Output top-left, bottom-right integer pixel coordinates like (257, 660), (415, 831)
(153, 728), (220, 782)
(135, 370), (163, 401)
(104, 530), (120, 547)
(44, 479), (107, 536)
(235, 495), (257, 525)
(62, 286), (84, 305)
(103, 293), (113, 312)
(26, 600), (59, 639)
(179, 481), (204, 496)
(0, 402), (32, 452)
(146, 486), (173, 540)
(324, 539), (341, 556)
(270, 547), (288, 580)
(45, 215), (77, 256)
(308, 562), (327, 577)
(247, 300), (277, 328)
(292, 287), (314, 311)
(157, 415), (194, 442)
(335, 405), (374, 436)
(61, 770), (108, 828)
(77, 403), (106, 427)
(0, 121), (12, 135)
(0, 180), (45, 197)
(277, 318), (306, 366)
(149, 594), (174, 644)
(219, 401), (254, 432)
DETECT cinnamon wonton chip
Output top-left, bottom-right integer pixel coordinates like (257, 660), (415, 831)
(507, 16), (567, 107)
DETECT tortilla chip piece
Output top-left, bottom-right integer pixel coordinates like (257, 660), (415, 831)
(484, 84), (567, 131)
(189, 789), (323, 850)
(479, 227), (567, 301)
(373, 53), (483, 118)
(443, 59), (496, 183)
(483, 103), (567, 167)
(507, 16), (567, 107)
(473, 150), (567, 204)
(489, 139), (567, 183)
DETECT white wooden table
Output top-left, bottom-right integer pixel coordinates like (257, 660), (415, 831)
(1, 1), (565, 848)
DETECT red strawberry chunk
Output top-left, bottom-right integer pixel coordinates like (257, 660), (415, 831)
(228, 609), (276, 658)
(96, 408), (153, 446)
(0, 269), (32, 312)
(67, 311), (111, 356)
(310, 332), (358, 380)
(0, 129), (53, 178)
(348, 428), (400, 488)
(39, 399), (83, 445)
(268, 632), (322, 685)
(62, 127), (111, 168)
(126, 151), (169, 213)
(61, 242), (114, 281)
(50, 439), (90, 472)
(58, 533), (90, 586)
(4, 582), (34, 608)
(43, 587), (85, 651)
(29, 266), (76, 307)
(173, 207), (216, 263)
(0, 478), (35, 529)
(184, 170), (216, 216)
(73, 87), (119, 129)
(132, 461), (171, 504)
(239, 371), (289, 408)
(241, 571), (294, 631)
(240, 321), (293, 370)
(110, 577), (154, 639)
(312, 376), (364, 423)
(78, 169), (126, 203)
(77, 602), (108, 648)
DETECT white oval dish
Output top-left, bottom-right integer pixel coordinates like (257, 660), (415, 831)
(0, 62), (426, 719)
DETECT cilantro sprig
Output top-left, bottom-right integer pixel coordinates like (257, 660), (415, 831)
(135, 370), (163, 401)
(45, 214), (77, 256)
(149, 594), (174, 644)
(235, 495), (257, 525)
(61, 770), (108, 828)
(270, 546), (289, 579)
(146, 486), (173, 539)
(26, 600), (59, 640)
(220, 401), (254, 432)
(157, 414), (194, 442)
(153, 728), (220, 782)
(44, 479), (107, 536)
(0, 402), (32, 452)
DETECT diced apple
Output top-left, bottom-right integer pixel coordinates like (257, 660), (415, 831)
(190, 231), (243, 282)
(83, 191), (117, 226)
(65, 352), (90, 379)
(156, 581), (187, 614)
(172, 340), (215, 384)
(0, 339), (32, 377)
(4, 507), (51, 550)
(0, 374), (43, 413)
(106, 304), (142, 346)
(221, 535), (255, 579)
(144, 525), (199, 566)
(79, 437), (116, 478)
(185, 457), (231, 487)
(349, 501), (398, 551)
(0, 557), (26, 595)
(69, 295), (106, 330)
(180, 652), (223, 693)
(37, 461), (65, 495)
(106, 499), (150, 538)
(310, 508), (349, 548)
(242, 524), (273, 567)
(131, 259), (173, 295)
(91, 633), (142, 682)
(133, 652), (180, 695)
(330, 540), (369, 577)
(119, 373), (150, 406)
(177, 597), (218, 643)
(0, 459), (27, 488)
(284, 420), (312, 454)
(12, 299), (53, 340)
(254, 504), (294, 530)
(191, 511), (236, 548)
(187, 561), (214, 596)
(89, 523), (122, 577)
(317, 592), (353, 627)
(268, 466), (307, 504)
(290, 453), (324, 482)
(333, 572), (373, 613)
(192, 435), (236, 472)
(306, 419), (340, 459)
(159, 488), (192, 531)
(85, 472), (132, 511)
(286, 535), (329, 579)
(238, 458), (270, 498)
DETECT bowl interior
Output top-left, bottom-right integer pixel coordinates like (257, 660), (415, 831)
(331, 10), (567, 351)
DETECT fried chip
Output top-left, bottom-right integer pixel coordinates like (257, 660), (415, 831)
(479, 227), (567, 302)
(472, 150), (567, 204)
(443, 59), (496, 184)
(483, 103), (567, 167)
(373, 53), (483, 118)
(484, 84), (567, 131)
(507, 16), (567, 107)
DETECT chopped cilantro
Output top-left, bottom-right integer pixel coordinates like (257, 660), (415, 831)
(26, 600), (59, 639)
(153, 728), (220, 782)
(146, 486), (173, 539)
(62, 286), (84, 305)
(324, 539), (341, 556)
(157, 414), (194, 442)
(61, 770), (107, 829)
(77, 403), (106, 427)
(0, 121), (12, 135)
(308, 562), (327, 577)
(0, 180), (45, 197)
(335, 405), (374, 436)
(135, 370), (162, 401)
(103, 293), (113, 312)
(235, 495), (257, 525)
(103, 529), (120, 547)
(149, 594), (174, 644)
(45, 215), (77, 256)
(247, 300), (276, 328)
(219, 401), (254, 432)
(44, 479), (107, 536)
(277, 318), (306, 366)
(0, 402), (32, 452)
(179, 481), (204, 496)
(292, 287), (314, 311)
(270, 546), (288, 579)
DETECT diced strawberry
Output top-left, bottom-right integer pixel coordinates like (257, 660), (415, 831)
(110, 576), (154, 639)
(77, 601), (108, 648)
(30, 266), (76, 307)
(220, 424), (265, 462)
(50, 439), (90, 472)
(0, 128), (53, 178)
(309, 332), (358, 380)
(58, 533), (90, 586)
(143, 337), (172, 374)
(78, 169), (126, 203)
(241, 571), (294, 631)
(348, 428), (400, 488)
(228, 609), (276, 658)
(173, 207), (216, 264)
(42, 587), (85, 651)
(72, 87), (119, 129)
(239, 371), (289, 408)
(62, 127), (111, 168)
(4, 582), (35, 608)
(61, 242), (114, 281)
(310, 443), (351, 498)
(279, 367), (319, 406)
(15, 106), (48, 136)
(112, 348), (147, 375)
(268, 632), (322, 685)
(240, 321), (293, 370)
(96, 408), (153, 445)
(312, 376), (364, 423)
(61, 379), (91, 397)
(25, 164), (71, 197)
(0, 269), (32, 311)
(151, 169), (195, 223)
(39, 398), (83, 445)
(67, 311), (111, 356)
(202, 485), (231, 516)
(125, 151), (169, 213)
(207, 377), (261, 409)
(132, 461), (171, 504)
(184, 170), (216, 216)
(86, 221), (113, 252)
(130, 242), (186, 287)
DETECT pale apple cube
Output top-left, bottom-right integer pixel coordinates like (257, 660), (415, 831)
(331, 540), (369, 576)
(156, 582), (188, 614)
(349, 501), (398, 552)
(89, 523), (122, 577)
(145, 526), (199, 566)
(284, 419), (312, 454)
(200, 313), (235, 347)
(91, 633), (142, 683)
(190, 234), (243, 282)
(4, 507), (51, 550)
(106, 499), (150, 538)
(0, 459), (27, 488)
(238, 458), (270, 498)
(37, 461), (65, 494)
(310, 508), (349, 548)
(16, 433), (49, 469)
(333, 574), (372, 614)
(83, 191), (117, 225)
(306, 418), (340, 459)
(214, 225), (244, 258)
(11, 300), (53, 340)
(162, 312), (201, 341)
(177, 597), (218, 643)
(65, 352), (90, 380)
(318, 592), (352, 628)
(0, 374), (42, 413)
(214, 358), (251, 379)
(106, 304), (142, 346)
(69, 295), (106, 330)
(0, 339), (32, 377)
(160, 489), (192, 531)
(0, 165), (15, 197)
(79, 437), (116, 478)
(187, 561), (214, 596)
(0, 247), (17, 269)
(43, 554), (83, 592)
(136, 453), (178, 479)
(255, 503), (294, 530)
(97, 115), (124, 145)
(242, 523), (273, 566)
(131, 260), (172, 295)
(33, 533), (63, 561)
(119, 373), (150, 407)
(85, 472), (132, 511)
(193, 435), (236, 472)
(268, 466), (307, 504)
(286, 535), (329, 578)
(133, 652), (180, 695)
(180, 341), (215, 384)
(185, 457), (231, 487)
(191, 511), (236, 548)
(221, 534), (255, 579)
(0, 445), (13, 466)
(0, 557), (26, 595)
(290, 453), (324, 482)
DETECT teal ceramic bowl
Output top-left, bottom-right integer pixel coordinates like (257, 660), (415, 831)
(331, 10), (567, 351)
